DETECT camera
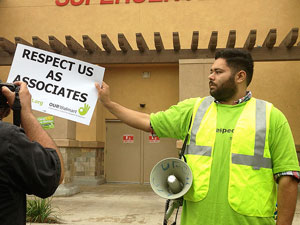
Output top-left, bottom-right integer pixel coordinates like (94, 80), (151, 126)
(0, 83), (16, 107)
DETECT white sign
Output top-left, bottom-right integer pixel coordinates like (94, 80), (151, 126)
(7, 44), (105, 125)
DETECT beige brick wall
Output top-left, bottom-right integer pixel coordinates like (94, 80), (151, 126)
(60, 147), (104, 184)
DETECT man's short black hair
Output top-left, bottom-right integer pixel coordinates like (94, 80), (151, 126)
(215, 49), (254, 86)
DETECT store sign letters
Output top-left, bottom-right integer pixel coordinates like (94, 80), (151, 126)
(55, 0), (179, 6)
(7, 44), (105, 125)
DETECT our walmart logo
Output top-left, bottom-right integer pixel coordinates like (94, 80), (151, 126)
(78, 103), (90, 116)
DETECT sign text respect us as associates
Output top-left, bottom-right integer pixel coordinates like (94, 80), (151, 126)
(8, 44), (105, 125)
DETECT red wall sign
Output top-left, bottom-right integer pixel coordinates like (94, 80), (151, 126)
(123, 134), (134, 143)
(149, 135), (160, 143)
(55, 0), (179, 6)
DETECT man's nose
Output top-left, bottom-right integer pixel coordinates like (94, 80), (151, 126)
(208, 72), (215, 80)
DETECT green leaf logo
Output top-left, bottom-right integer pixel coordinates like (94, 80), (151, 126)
(78, 103), (91, 116)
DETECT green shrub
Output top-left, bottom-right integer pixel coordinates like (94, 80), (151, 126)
(26, 197), (61, 223)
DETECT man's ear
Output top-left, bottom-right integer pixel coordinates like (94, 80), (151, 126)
(236, 70), (247, 84)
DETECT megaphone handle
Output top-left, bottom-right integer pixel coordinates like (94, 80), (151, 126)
(164, 199), (181, 222)
(165, 201), (175, 221)
(165, 204), (180, 225)
(172, 204), (180, 225)
(164, 209), (179, 225)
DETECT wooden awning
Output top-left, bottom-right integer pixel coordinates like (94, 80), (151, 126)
(0, 28), (299, 65)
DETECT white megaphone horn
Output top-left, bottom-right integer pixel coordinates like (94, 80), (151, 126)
(150, 157), (193, 222)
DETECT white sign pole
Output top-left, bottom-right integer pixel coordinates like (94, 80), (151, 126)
(7, 44), (105, 125)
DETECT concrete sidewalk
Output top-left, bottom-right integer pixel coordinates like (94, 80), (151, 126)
(47, 184), (166, 225)
(27, 183), (300, 225)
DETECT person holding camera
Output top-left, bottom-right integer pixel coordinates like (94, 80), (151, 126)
(0, 81), (64, 225)
(96, 49), (299, 225)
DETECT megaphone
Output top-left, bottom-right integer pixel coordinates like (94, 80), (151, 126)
(150, 157), (193, 223)
(150, 157), (192, 199)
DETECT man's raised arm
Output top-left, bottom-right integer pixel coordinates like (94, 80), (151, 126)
(95, 82), (151, 132)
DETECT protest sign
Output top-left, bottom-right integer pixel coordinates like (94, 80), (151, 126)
(7, 44), (105, 125)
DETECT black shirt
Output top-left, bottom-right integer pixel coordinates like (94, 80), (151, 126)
(0, 122), (61, 225)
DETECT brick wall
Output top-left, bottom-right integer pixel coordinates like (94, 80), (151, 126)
(60, 147), (104, 184)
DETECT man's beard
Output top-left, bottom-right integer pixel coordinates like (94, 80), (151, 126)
(209, 74), (237, 102)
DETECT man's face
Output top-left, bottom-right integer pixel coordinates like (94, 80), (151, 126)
(208, 58), (237, 102)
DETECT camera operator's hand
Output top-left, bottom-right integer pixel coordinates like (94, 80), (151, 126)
(1, 84), (14, 120)
(2, 81), (32, 114)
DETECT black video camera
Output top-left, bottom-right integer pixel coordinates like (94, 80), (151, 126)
(0, 83), (16, 108)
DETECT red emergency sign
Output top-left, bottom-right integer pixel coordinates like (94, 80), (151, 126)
(123, 135), (134, 143)
(149, 135), (160, 143)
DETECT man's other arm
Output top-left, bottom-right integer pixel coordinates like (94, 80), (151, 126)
(276, 176), (298, 225)
(95, 82), (151, 132)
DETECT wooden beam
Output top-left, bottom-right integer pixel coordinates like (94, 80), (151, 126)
(279, 28), (298, 48)
(173, 32), (180, 51)
(226, 30), (236, 48)
(49, 36), (67, 54)
(262, 29), (277, 48)
(191, 31), (199, 51)
(32, 36), (52, 51)
(118, 33), (132, 53)
(62, 49), (216, 64)
(101, 34), (117, 53)
(66, 35), (85, 54)
(243, 29), (256, 50)
(136, 33), (149, 53)
(208, 31), (218, 50)
(82, 35), (101, 54)
(0, 37), (16, 54)
(15, 37), (32, 47)
(154, 32), (164, 52)
(247, 46), (300, 61)
(73, 47), (300, 63)
(1, 46), (300, 66)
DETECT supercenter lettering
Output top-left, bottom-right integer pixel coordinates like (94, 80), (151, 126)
(55, 0), (177, 6)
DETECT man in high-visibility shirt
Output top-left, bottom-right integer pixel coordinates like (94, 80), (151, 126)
(96, 49), (300, 225)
